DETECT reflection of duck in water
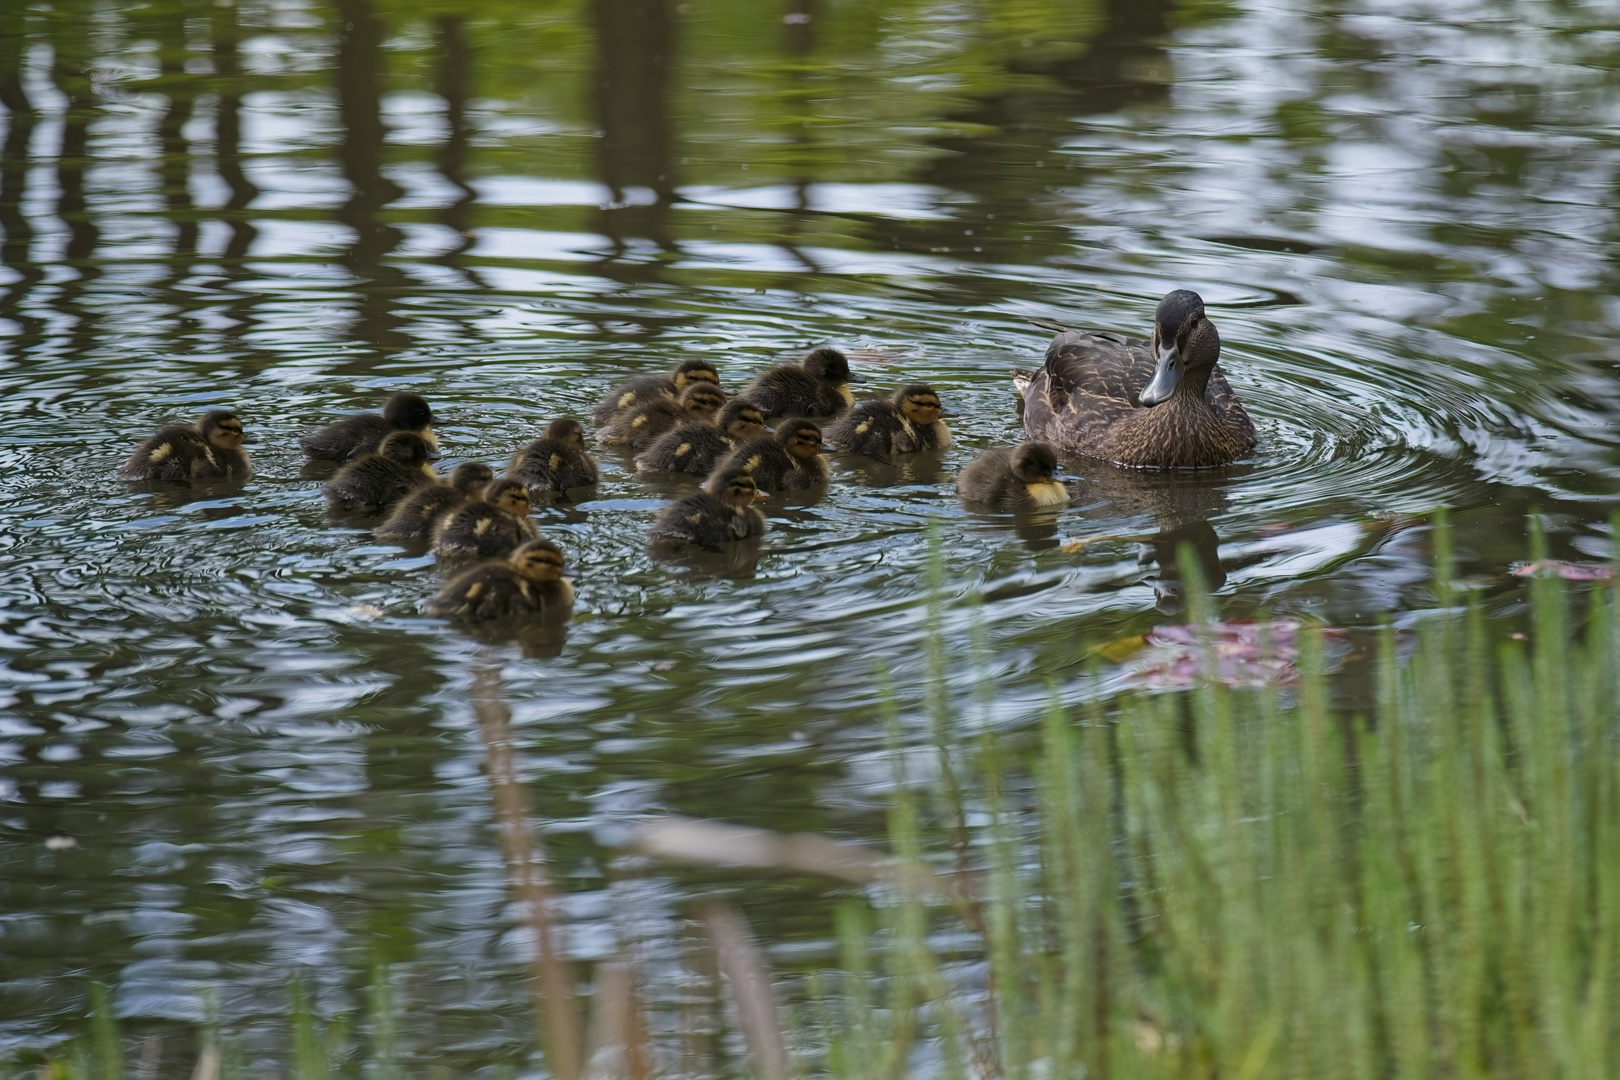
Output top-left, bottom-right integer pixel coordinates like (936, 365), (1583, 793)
(118, 411), (251, 483)
(1014, 290), (1255, 468)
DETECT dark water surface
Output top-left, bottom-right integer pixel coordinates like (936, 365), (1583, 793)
(5, 0), (1620, 1065)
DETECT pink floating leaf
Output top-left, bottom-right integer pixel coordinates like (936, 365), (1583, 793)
(1107, 619), (1346, 690)
(1509, 560), (1615, 582)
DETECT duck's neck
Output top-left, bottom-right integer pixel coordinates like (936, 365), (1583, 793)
(1170, 363), (1214, 407)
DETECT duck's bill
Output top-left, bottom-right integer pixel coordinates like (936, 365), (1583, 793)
(845, 372), (867, 383)
(938, 409), (960, 418)
(754, 491), (770, 501)
(1138, 344), (1180, 406)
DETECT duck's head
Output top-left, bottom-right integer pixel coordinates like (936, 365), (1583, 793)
(775, 418), (826, 461)
(1141, 290), (1221, 407)
(198, 410), (245, 451)
(449, 461), (494, 493)
(672, 359), (721, 391)
(511, 538), (566, 583)
(705, 465), (767, 506)
(679, 382), (727, 423)
(483, 478), (532, 516)
(380, 431), (433, 468)
(802, 346), (863, 386)
(545, 418), (586, 452)
(892, 385), (945, 426)
(383, 392), (436, 432)
(1009, 442), (1062, 483)
(718, 399), (767, 441)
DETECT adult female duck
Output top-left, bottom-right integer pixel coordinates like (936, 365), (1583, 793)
(1014, 290), (1256, 469)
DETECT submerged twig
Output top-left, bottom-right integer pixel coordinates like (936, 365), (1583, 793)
(474, 660), (583, 1080)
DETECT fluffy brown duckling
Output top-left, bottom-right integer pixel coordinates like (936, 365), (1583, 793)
(591, 359), (721, 427)
(740, 346), (862, 417)
(431, 478), (540, 559)
(507, 418), (600, 501)
(824, 384), (953, 459)
(599, 381), (727, 453)
(635, 398), (768, 476)
(323, 431), (436, 512)
(424, 538), (575, 621)
(718, 418), (831, 493)
(955, 442), (1072, 510)
(302, 392), (437, 463)
(375, 461), (494, 544)
(649, 466), (768, 546)
(118, 410), (250, 482)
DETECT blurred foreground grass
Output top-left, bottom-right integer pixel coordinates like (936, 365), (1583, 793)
(9, 523), (1619, 1079)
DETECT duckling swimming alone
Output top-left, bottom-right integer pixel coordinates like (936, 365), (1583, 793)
(432, 478), (540, 559)
(375, 461), (494, 543)
(1013, 290), (1255, 468)
(507, 419), (600, 501)
(719, 418), (831, 492)
(302, 392), (437, 463)
(649, 466), (768, 546)
(324, 431), (436, 512)
(592, 359), (721, 427)
(118, 410), (250, 482)
(635, 398), (768, 476)
(956, 442), (1072, 510)
(599, 381), (727, 453)
(740, 346), (862, 418)
(824, 384), (952, 458)
(425, 538), (575, 621)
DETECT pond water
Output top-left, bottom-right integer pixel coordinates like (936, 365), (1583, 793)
(4, 0), (1620, 1067)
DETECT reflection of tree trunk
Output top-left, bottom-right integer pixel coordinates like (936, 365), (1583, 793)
(335, 0), (409, 357)
(47, 6), (101, 358)
(157, 13), (197, 258)
(776, 0), (821, 276)
(0, 9), (42, 340)
(212, 0), (258, 261)
(434, 15), (479, 273)
(591, 0), (676, 264)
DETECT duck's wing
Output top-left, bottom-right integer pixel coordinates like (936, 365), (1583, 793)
(1016, 330), (1154, 452)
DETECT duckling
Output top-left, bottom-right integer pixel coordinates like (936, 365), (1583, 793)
(375, 461), (494, 544)
(323, 431), (436, 512)
(649, 466), (768, 546)
(118, 410), (250, 482)
(824, 384), (952, 458)
(507, 418), (600, 500)
(425, 538), (575, 621)
(599, 381), (727, 453)
(432, 478), (540, 559)
(955, 442), (1072, 510)
(591, 359), (721, 427)
(302, 391), (437, 462)
(1013, 290), (1256, 468)
(635, 398), (768, 477)
(718, 418), (831, 492)
(740, 346), (862, 417)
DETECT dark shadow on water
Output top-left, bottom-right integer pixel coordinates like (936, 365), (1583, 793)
(649, 536), (764, 580)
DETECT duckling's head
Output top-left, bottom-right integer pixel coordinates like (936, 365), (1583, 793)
(1141, 290), (1220, 406)
(718, 399), (767, 441)
(679, 382), (727, 423)
(802, 346), (859, 386)
(775, 418), (825, 461)
(672, 358), (721, 391)
(380, 430), (433, 468)
(1009, 442), (1061, 483)
(893, 385), (944, 426)
(704, 465), (765, 507)
(198, 410), (245, 451)
(382, 392), (436, 432)
(544, 418), (586, 452)
(511, 538), (566, 583)
(483, 478), (532, 516)
(449, 461), (495, 493)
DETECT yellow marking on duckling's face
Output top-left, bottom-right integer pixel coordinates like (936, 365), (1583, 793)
(149, 443), (173, 463)
(1025, 481), (1070, 507)
(838, 384), (855, 407)
(422, 464), (439, 479)
(422, 428), (439, 450)
(686, 370), (720, 387)
(901, 396), (942, 425)
(498, 492), (530, 514)
(674, 443), (691, 458)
